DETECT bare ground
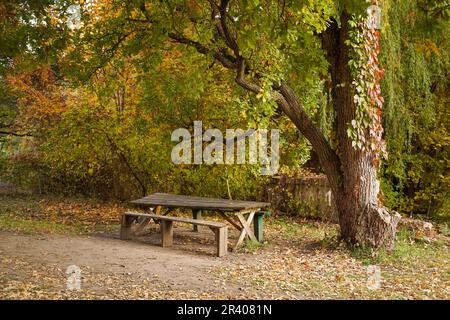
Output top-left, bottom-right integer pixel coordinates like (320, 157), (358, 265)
(0, 226), (272, 299)
(0, 192), (449, 300)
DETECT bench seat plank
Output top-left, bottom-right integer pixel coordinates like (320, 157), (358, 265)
(124, 212), (227, 228)
(121, 212), (228, 257)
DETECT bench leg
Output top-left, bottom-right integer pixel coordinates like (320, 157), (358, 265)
(215, 227), (228, 257)
(192, 209), (202, 232)
(120, 215), (134, 240)
(160, 220), (173, 247)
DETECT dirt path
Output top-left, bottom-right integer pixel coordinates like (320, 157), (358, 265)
(1, 230), (216, 288)
(1, 193), (448, 299)
(0, 229), (265, 298)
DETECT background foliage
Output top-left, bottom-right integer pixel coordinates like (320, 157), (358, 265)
(380, 0), (449, 220)
(0, 0), (448, 221)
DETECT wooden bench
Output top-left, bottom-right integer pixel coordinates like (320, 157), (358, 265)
(120, 212), (228, 257)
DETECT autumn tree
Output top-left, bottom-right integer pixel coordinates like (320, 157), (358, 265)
(58, 0), (402, 248)
(1, 0), (71, 140)
(2, 0), (415, 248)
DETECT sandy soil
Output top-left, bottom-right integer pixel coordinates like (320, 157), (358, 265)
(0, 226), (262, 297)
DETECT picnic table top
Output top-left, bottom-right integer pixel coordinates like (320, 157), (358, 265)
(130, 193), (270, 212)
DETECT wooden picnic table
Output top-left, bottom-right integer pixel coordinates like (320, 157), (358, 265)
(130, 193), (271, 249)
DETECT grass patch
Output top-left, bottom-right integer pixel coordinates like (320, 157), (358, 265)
(349, 229), (449, 267)
(240, 239), (267, 252)
(0, 214), (88, 235)
(0, 192), (124, 235)
(266, 216), (338, 241)
(437, 222), (450, 237)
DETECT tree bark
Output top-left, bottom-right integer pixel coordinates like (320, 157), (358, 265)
(321, 11), (401, 250)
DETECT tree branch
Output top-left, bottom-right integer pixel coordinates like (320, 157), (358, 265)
(234, 60), (341, 191)
(218, 0), (240, 57)
(163, 3), (342, 189)
(235, 59), (260, 93)
(168, 32), (237, 69)
(278, 83), (342, 192)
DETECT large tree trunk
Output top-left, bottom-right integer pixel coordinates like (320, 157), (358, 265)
(167, 3), (401, 249)
(320, 11), (401, 250)
(335, 152), (401, 250)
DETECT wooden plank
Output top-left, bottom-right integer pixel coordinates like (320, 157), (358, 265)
(124, 212), (226, 228)
(215, 227), (228, 257)
(237, 212), (257, 242)
(123, 211), (229, 258)
(130, 193), (270, 211)
(133, 217), (151, 235)
(219, 212), (242, 231)
(134, 196), (270, 207)
(234, 211), (257, 250)
(131, 201), (258, 211)
(162, 208), (174, 216)
(144, 207), (160, 225)
(147, 193), (270, 206)
(160, 220), (173, 247)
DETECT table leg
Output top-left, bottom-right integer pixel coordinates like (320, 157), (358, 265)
(131, 206), (157, 235)
(134, 217), (151, 235)
(147, 206), (160, 225)
(253, 211), (265, 242)
(192, 209), (202, 232)
(234, 211), (257, 250)
(162, 208), (174, 216)
(219, 212), (242, 231)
